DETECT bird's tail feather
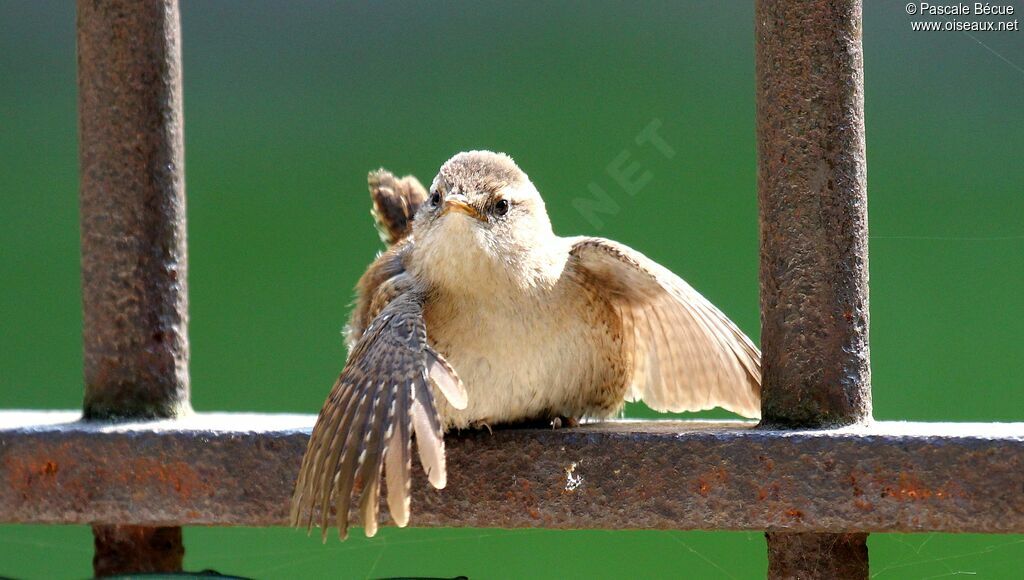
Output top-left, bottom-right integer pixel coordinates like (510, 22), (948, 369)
(368, 169), (427, 246)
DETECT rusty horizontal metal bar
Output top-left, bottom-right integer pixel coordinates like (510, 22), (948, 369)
(2, 411), (1022, 534)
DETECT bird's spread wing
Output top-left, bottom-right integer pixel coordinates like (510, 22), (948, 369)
(290, 291), (467, 540)
(567, 237), (761, 418)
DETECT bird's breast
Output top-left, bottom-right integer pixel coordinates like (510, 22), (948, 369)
(424, 280), (628, 429)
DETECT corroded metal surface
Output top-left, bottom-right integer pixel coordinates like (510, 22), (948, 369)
(77, 0), (188, 574)
(755, 0), (870, 429)
(78, 0), (189, 421)
(755, 0), (871, 575)
(2, 412), (1022, 533)
(767, 531), (868, 579)
(92, 525), (184, 577)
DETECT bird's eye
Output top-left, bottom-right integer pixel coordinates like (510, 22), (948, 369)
(430, 192), (442, 207)
(494, 199), (509, 217)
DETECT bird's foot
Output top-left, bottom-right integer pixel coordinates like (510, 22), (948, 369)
(551, 416), (580, 430)
(470, 420), (493, 435)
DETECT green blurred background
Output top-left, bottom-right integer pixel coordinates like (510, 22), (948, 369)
(1, 1), (1022, 577)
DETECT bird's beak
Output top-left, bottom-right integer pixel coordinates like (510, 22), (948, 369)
(441, 195), (484, 221)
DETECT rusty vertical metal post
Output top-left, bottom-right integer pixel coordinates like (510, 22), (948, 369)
(755, 0), (871, 578)
(78, 0), (188, 575)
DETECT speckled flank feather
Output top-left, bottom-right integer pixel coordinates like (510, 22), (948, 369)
(346, 242), (412, 351)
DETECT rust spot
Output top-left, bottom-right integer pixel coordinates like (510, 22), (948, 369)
(878, 473), (947, 501)
(849, 472), (863, 497)
(693, 467), (728, 497)
(98, 458), (212, 500)
(785, 508), (804, 519)
(5, 455), (63, 494)
(854, 498), (873, 511)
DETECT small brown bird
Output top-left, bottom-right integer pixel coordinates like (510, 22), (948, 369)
(291, 151), (761, 539)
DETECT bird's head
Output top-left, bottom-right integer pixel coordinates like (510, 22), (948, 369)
(411, 151), (560, 294)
